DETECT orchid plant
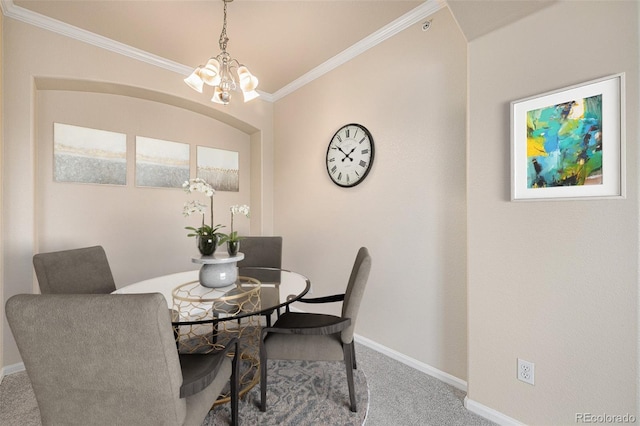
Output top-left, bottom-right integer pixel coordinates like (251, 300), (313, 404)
(182, 178), (224, 238)
(219, 204), (250, 244)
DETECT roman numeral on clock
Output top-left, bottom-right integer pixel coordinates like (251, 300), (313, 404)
(359, 160), (367, 168)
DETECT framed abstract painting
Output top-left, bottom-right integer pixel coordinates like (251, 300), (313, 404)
(197, 146), (239, 192)
(54, 123), (127, 185)
(135, 136), (190, 188)
(511, 73), (625, 200)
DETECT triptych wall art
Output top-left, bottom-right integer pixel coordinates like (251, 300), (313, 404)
(52, 123), (239, 192)
(511, 73), (625, 201)
(54, 123), (127, 185)
(135, 136), (190, 189)
(196, 146), (239, 192)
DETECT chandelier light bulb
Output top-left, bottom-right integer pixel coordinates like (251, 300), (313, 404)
(212, 86), (231, 105)
(183, 67), (204, 93)
(238, 66), (259, 92)
(201, 58), (221, 85)
(211, 87), (224, 104)
(242, 90), (260, 103)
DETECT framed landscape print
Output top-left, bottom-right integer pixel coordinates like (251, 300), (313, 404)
(135, 136), (190, 188)
(197, 146), (239, 192)
(511, 73), (625, 200)
(54, 123), (127, 185)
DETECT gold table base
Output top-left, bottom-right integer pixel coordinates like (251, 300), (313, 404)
(171, 277), (263, 404)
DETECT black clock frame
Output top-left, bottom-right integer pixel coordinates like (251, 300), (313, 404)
(325, 123), (375, 188)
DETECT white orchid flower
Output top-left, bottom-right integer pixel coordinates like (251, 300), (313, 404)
(182, 178), (221, 240)
(182, 200), (207, 217)
(230, 204), (250, 217)
(183, 178), (215, 197)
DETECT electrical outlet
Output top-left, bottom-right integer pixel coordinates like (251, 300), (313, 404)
(517, 358), (535, 385)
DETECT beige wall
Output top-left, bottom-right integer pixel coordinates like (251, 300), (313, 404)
(2, 18), (275, 367)
(467, 1), (639, 424)
(36, 90), (251, 285)
(273, 7), (469, 379)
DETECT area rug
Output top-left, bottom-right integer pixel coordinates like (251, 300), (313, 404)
(204, 359), (369, 425)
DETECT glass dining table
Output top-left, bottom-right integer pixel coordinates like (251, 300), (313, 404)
(113, 265), (311, 402)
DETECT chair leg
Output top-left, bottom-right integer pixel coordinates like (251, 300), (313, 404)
(344, 342), (357, 412)
(230, 341), (239, 426)
(351, 341), (357, 370)
(260, 339), (268, 412)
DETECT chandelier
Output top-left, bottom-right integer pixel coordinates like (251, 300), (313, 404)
(184, 0), (259, 105)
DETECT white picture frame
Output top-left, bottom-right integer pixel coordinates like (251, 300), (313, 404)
(511, 73), (625, 201)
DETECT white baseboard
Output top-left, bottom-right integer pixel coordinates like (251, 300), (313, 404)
(0, 362), (25, 383)
(464, 396), (525, 426)
(354, 335), (522, 425)
(354, 333), (468, 391)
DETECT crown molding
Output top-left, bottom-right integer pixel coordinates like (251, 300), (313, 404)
(270, 0), (446, 101)
(1, 0), (445, 103)
(0, 0), (191, 76)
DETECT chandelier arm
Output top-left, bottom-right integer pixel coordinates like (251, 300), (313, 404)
(227, 58), (240, 69)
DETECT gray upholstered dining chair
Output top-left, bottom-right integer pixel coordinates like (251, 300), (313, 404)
(237, 236), (282, 270)
(33, 245), (116, 294)
(6, 293), (238, 426)
(237, 236), (283, 326)
(259, 246), (371, 413)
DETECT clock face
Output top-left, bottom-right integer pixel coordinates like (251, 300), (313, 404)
(326, 123), (374, 187)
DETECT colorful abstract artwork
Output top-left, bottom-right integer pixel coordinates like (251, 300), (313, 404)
(527, 95), (602, 188)
(511, 74), (624, 200)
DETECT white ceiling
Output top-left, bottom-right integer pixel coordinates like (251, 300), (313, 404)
(5, 0), (555, 99)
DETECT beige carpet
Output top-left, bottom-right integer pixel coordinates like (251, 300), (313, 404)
(0, 360), (368, 426)
(0, 371), (41, 426)
(207, 359), (368, 425)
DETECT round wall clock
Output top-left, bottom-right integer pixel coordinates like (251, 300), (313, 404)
(325, 123), (375, 187)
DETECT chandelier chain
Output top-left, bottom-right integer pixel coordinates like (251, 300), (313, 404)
(219, 0), (229, 53)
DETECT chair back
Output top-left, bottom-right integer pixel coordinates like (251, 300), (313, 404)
(33, 245), (116, 294)
(6, 293), (187, 425)
(341, 247), (372, 343)
(236, 236), (282, 268)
